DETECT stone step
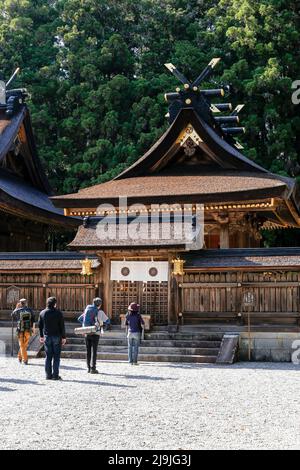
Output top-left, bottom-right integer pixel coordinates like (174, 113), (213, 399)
(64, 345), (220, 355)
(67, 331), (224, 341)
(150, 326), (169, 331)
(68, 332), (126, 339)
(67, 338), (221, 348)
(145, 332), (224, 341)
(59, 351), (217, 363)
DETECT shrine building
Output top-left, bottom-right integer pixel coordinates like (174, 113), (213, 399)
(51, 59), (300, 330)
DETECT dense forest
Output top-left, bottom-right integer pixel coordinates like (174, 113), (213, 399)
(0, 1), (299, 206)
(0, 0), (300, 192)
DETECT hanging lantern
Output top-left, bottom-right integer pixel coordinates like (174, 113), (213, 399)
(172, 258), (185, 276)
(81, 258), (93, 276)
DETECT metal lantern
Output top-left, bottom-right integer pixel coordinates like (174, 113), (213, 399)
(172, 258), (185, 276)
(81, 258), (93, 276)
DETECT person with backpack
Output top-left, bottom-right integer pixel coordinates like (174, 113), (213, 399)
(12, 299), (35, 365)
(38, 297), (66, 381)
(78, 298), (109, 374)
(125, 303), (145, 365)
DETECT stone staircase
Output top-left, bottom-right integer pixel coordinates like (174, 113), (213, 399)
(61, 325), (223, 363)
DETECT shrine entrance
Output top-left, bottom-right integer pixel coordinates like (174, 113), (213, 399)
(111, 280), (169, 325)
(110, 260), (169, 325)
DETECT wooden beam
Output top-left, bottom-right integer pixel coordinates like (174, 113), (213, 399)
(181, 282), (300, 288)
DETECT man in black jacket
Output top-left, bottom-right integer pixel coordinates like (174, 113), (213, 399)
(39, 297), (66, 381)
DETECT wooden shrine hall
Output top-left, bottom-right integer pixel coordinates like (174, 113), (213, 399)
(51, 59), (300, 330)
(0, 74), (78, 251)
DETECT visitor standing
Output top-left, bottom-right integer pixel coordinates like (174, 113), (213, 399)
(38, 297), (66, 381)
(125, 303), (145, 365)
(12, 299), (35, 365)
(78, 298), (109, 374)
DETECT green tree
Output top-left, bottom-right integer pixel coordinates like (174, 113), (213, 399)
(0, 0), (299, 247)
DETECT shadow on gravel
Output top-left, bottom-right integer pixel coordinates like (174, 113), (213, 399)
(0, 386), (16, 392)
(62, 379), (136, 388)
(0, 378), (44, 386)
(27, 363), (86, 371)
(157, 362), (300, 371)
(100, 372), (176, 381)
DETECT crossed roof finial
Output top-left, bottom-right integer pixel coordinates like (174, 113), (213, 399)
(164, 57), (246, 147)
(165, 58), (221, 89)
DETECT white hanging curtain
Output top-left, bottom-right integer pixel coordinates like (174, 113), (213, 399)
(110, 261), (169, 282)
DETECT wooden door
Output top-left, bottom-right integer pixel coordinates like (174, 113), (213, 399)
(111, 280), (168, 325)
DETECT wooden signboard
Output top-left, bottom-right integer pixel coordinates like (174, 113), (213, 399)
(243, 291), (255, 307)
(6, 286), (21, 307)
(216, 334), (240, 364)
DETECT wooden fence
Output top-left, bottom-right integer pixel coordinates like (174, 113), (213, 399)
(0, 272), (101, 321)
(181, 270), (300, 326)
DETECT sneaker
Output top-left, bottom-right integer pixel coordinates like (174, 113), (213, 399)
(133, 363), (139, 366)
(53, 376), (63, 381)
(46, 376), (53, 380)
(90, 369), (99, 375)
(87, 369), (91, 373)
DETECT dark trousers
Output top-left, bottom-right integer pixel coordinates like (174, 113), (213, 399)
(45, 336), (62, 378)
(85, 334), (100, 370)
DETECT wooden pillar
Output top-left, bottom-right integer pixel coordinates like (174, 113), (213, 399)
(211, 213), (230, 249)
(168, 274), (179, 330)
(238, 230), (246, 248)
(168, 253), (178, 330)
(220, 223), (230, 248)
(101, 254), (111, 319)
(41, 272), (49, 310)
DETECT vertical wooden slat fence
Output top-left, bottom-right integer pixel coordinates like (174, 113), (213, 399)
(0, 272), (100, 320)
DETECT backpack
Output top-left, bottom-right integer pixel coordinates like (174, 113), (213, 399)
(82, 305), (98, 327)
(18, 309), (32, 333)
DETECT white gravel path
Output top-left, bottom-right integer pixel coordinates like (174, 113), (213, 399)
(0, 357), (300, 450)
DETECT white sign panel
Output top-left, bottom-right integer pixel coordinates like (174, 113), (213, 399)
(111, 261), (169, 282)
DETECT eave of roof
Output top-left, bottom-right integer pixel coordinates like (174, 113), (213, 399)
(0, 107), (26, 161)
(183, 247), (300, 269)
(0, 252), (100, 270)
(0, 169), (63, 215)
(0, 169), (80, 227)
(0, 106), (52, 194)
(52, 172), (288, 208)
(68, 223), (189, 250)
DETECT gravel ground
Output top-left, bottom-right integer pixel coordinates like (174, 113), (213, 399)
(0, 357), (300, 450)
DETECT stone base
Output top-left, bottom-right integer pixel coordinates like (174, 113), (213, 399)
(239, 332), (300, 362)
(0, 327), (40, 357)
(0, 327), (17, 355)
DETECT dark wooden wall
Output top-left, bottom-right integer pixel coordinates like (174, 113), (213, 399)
(0, 271), (101, 321)
(0, 212), (48, 251)
(181, 270), (300, 326)
(1, 265), (300, 328)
